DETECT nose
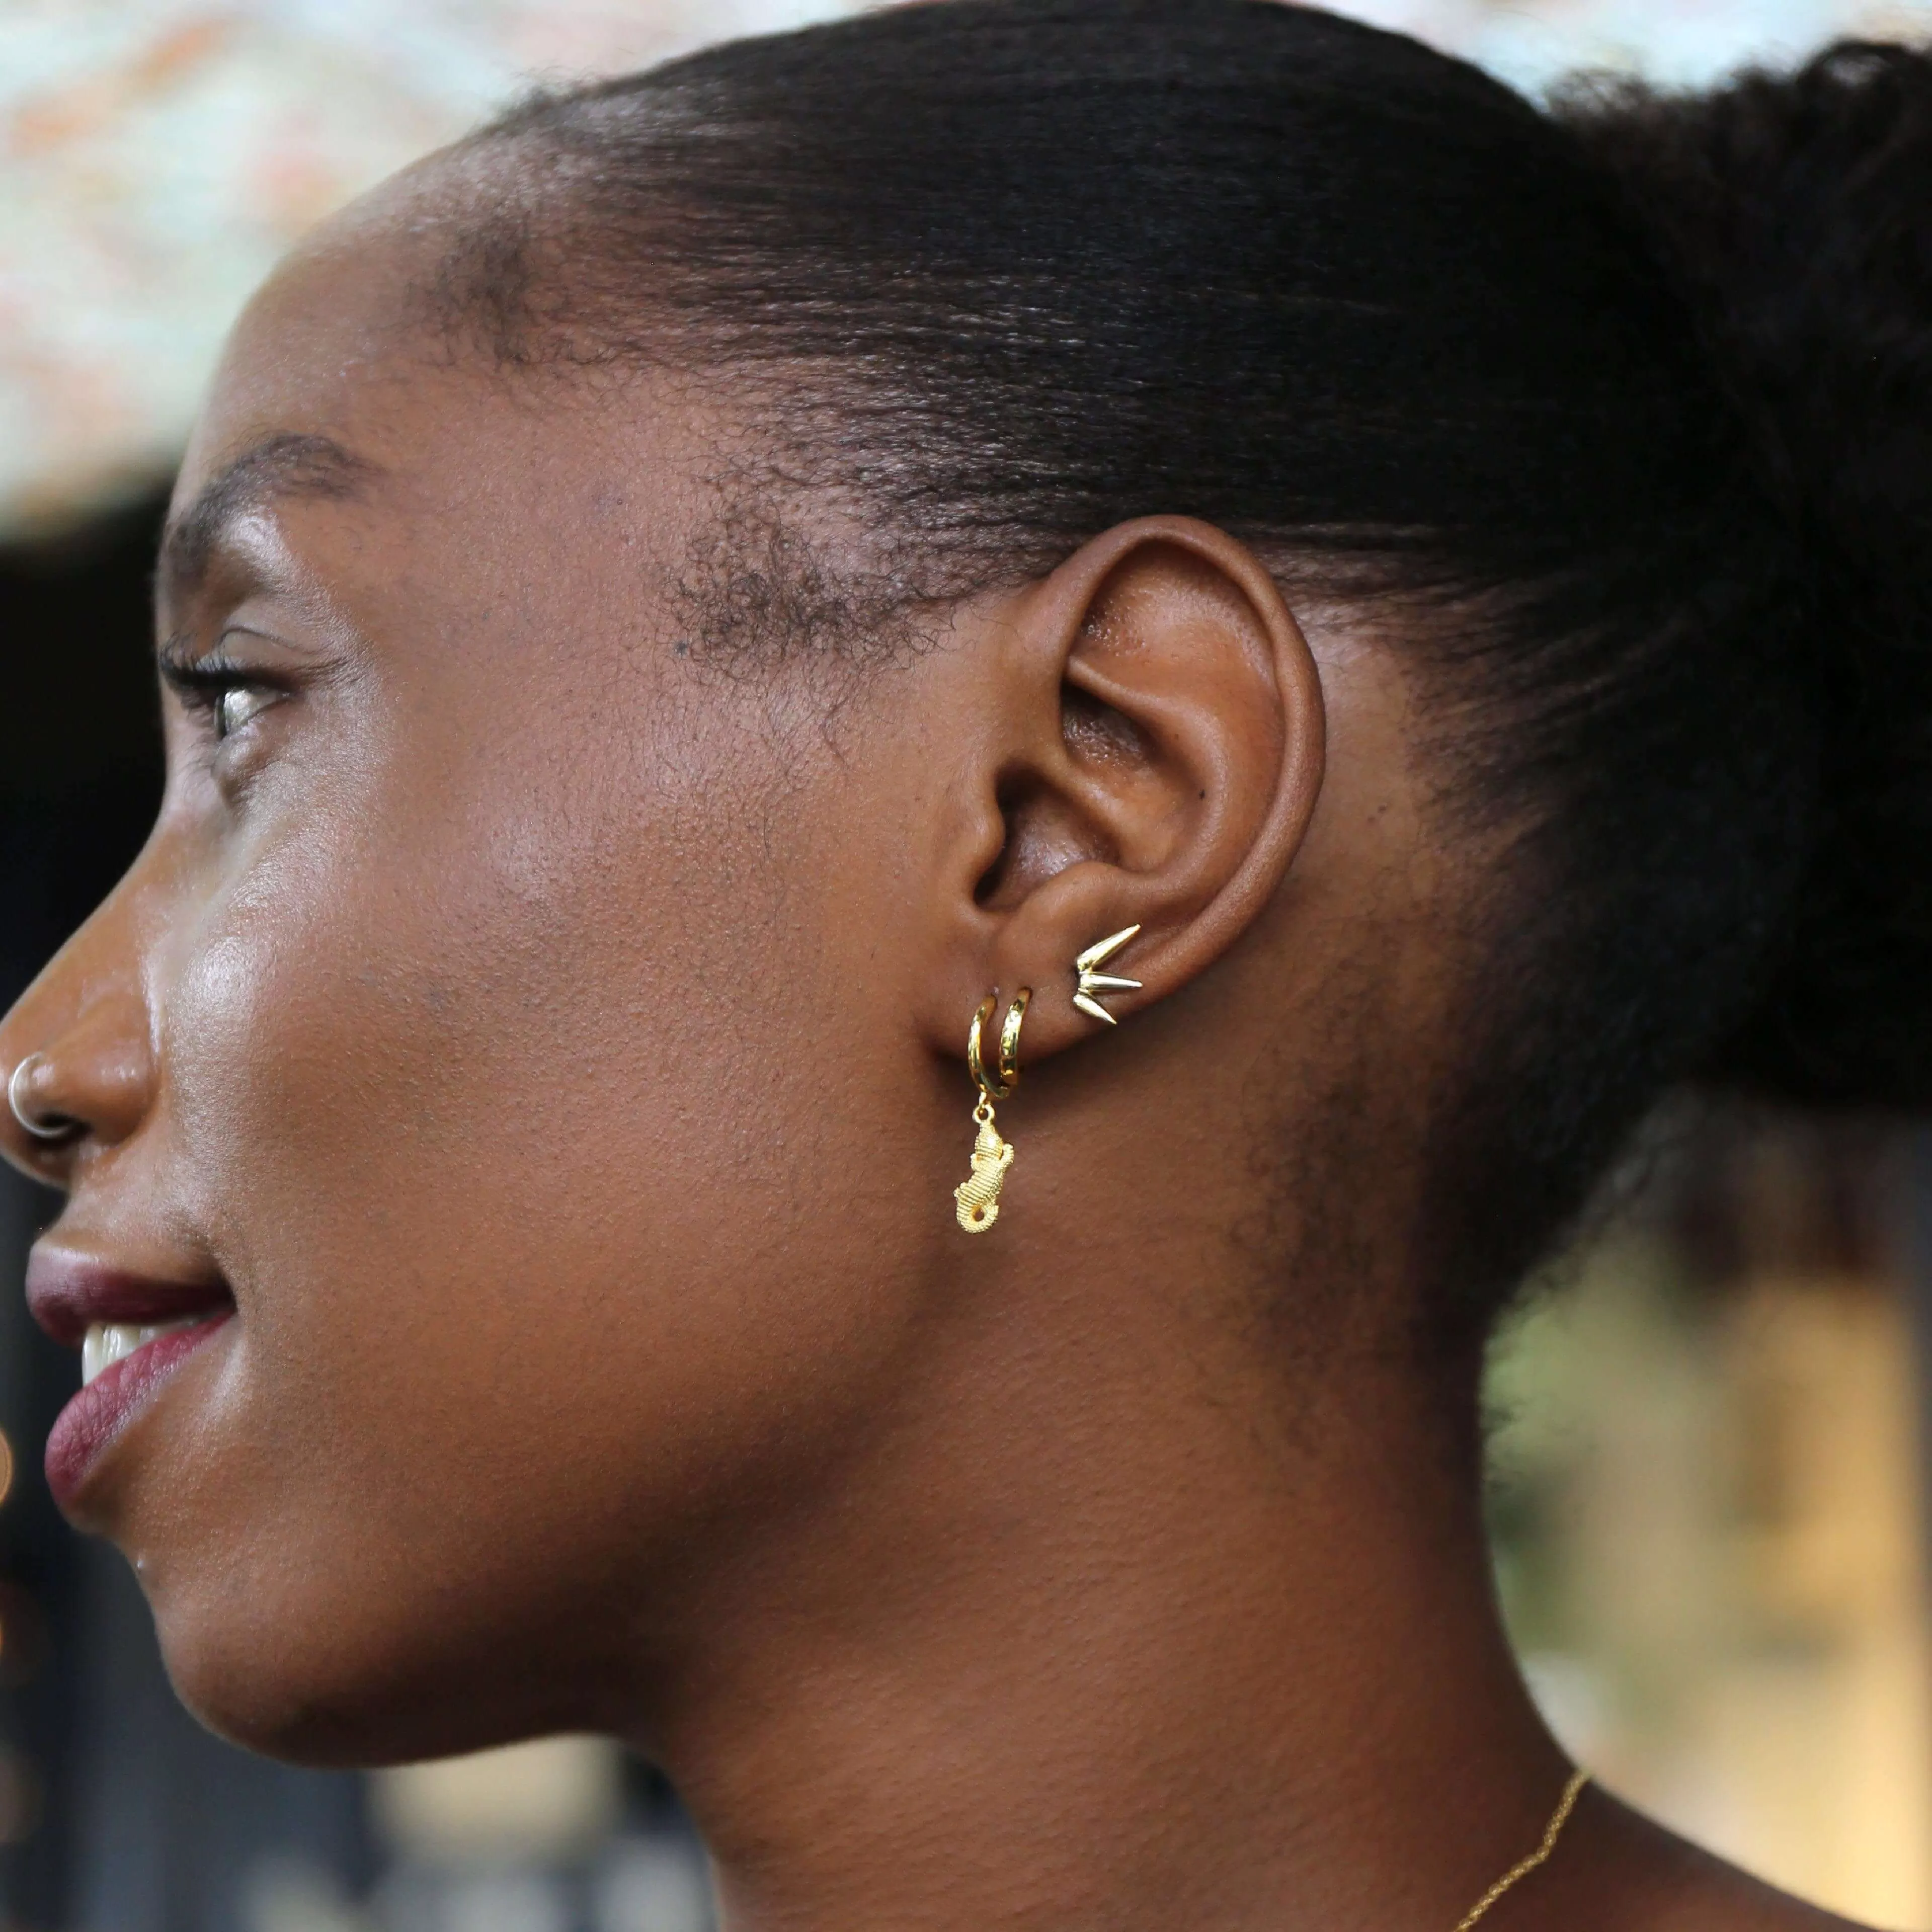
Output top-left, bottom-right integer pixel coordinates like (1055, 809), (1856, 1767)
(0, 887), (157, 1184)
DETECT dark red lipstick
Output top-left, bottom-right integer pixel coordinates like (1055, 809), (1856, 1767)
(27, 1249), (235, 1507)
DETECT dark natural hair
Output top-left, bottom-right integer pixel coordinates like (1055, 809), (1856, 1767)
(447, 0), (1932, 1354)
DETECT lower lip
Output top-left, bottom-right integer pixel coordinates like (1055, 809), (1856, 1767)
(43, 1315), (233, 1508)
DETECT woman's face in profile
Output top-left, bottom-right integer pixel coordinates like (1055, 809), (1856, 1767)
(0, 126), (1363, 1775)
(2, 174), (984, 1760)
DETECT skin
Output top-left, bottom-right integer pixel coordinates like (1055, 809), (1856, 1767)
(0, 160), (1870, 1932)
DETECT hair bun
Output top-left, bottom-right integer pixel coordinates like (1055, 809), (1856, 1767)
(1559, 43), (1932, 1108)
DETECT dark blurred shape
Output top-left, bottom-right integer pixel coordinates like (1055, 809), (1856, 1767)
(0, 1743), (44, 1849)
(1665, 1105), (1907, 1286)
(0, 1581), (52, 1689)
(1, 495), (167, 802)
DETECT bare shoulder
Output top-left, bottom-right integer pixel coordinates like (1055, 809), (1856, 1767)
(1559, 1784), (1880, 1932)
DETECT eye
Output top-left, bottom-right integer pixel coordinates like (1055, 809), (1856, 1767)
(158, 643), (288, 751)
(215, 681), (277, 741)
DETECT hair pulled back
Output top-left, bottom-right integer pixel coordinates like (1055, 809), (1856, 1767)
(457, 1), (1932, 1350)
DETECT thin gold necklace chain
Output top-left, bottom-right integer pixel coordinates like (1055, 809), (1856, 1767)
(1451, 1769), (1590, 1932)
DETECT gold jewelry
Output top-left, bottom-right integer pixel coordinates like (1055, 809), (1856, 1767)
(1452, 1768), (1589, 1932)
(1072, 924), (1143, 1025)
(955, 990), (1029, 1233)
(966, 988), (1026, 1099)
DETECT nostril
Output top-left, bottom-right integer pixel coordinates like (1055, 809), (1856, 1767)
(8, 1056), (82, 1144)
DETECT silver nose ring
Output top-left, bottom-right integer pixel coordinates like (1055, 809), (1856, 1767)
(9, 1056), (72, 1142)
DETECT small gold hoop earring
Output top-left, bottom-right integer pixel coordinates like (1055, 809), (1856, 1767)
(955, 989), (1030, 1233)
(966, 988), (1029, 1100)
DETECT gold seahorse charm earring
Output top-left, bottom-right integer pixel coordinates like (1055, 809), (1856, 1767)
(1072, 924), (1143, 1024)
(955, 989), (1029, 1233)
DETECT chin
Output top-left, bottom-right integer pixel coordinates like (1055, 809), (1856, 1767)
(145, 1550), (589, 1770)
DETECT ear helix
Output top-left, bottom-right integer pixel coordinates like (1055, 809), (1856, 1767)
(950, 924), (1145, 1235)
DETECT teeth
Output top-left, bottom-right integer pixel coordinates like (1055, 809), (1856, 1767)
(82, 1318), (205, 1388)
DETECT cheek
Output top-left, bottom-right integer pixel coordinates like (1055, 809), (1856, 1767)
(123, 734), (928, 1756)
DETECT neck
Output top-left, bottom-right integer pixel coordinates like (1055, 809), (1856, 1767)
(618, 1259), (1572, 1932)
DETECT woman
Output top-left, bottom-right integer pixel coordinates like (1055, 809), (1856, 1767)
(2, 1), (1922, 1924)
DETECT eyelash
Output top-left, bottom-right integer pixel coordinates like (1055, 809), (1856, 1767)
(160, 650), (282, 744)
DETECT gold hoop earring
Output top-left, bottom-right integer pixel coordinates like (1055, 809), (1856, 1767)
(955, 989), (1029, 1233)
(966, 989), (1027, 1099)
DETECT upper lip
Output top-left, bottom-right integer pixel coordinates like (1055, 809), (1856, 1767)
(26, 1248), (233, 1349)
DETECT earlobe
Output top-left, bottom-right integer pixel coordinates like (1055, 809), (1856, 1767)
(926, 515), (1325, 1068)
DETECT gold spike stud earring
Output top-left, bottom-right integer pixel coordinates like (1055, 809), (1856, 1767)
(954, 989), (1029, 1233)
(1072, 924), (1143, 1025)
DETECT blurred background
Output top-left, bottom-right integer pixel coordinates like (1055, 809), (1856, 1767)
(2, 2), (1930, 1928)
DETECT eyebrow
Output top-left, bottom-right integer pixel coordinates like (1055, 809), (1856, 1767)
(159, 432), (382, 591)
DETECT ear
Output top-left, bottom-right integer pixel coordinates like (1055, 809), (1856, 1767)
(918, 516), (1325, 1066)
